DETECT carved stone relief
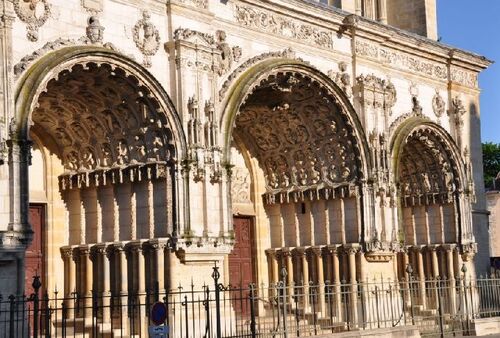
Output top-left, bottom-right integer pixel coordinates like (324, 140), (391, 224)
(31, 62), (175, 173)
(171, 28), (242, 77)
(328, 61), (352, 98)
(85, 16), (104, 44)
(174, 0), (208, 9)
(13, 0), (51, 41)
(235, 72), (362, 204)
(234, 4), (334, 49)
(451, 96), (467, 127)
(356, 74), (396, 113)
(133, 11), (161, 68)
(81, 0), (103, 13)
(432, 91), (446, 118)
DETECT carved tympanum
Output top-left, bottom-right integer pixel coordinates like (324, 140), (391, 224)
(398, 127), (459, 207)
(32, 62), (175, 173)
(235, 72), (362, 203)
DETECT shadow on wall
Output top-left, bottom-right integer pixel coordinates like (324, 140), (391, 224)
(469, 102), (490, 275)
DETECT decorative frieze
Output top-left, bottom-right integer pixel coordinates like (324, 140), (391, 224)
(450, 67), (478, 88)
(234, 4), (334, 49)
(173, 0), (208, 10)
(354, 40), (481, 87)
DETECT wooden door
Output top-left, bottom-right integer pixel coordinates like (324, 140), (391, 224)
(228, 217), (255, 288)
(25, 205), (44, 296)
(228, 217), (255, 315)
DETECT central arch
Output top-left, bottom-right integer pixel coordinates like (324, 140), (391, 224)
(220, 59), (371, 291)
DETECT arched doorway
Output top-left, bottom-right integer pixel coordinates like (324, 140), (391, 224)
(392, 120), (475, 289)
(222, 61), (371, 296)
(14, 46), (185, 312)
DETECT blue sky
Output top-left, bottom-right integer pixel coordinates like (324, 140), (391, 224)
(437, 0), (500, 144)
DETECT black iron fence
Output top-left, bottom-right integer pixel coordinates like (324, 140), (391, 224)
(2, 266), (500, 337)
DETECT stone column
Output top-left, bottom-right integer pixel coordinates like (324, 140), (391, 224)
(96, 244), (112, 321)
(296, 247), (310, 309)
(79, 245), (93, 317)
(355, 0), (362, 15)
(266, 249), (279, 285)
(115, 243), (128, 312)
(414, 246), (427, 308)
(327, 245), (342, 319)
(345, 245), (358, 328)
(60, 247), (76, 317)
(311, 246), (326, 315)
(377, 0), (387, 23)
(430, 246), (439, 277)
(445, 244), (457, 313)
(281, 248), (294, 285)
(150, 239), (167, 292)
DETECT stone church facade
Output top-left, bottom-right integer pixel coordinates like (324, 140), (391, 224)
(0, 0), (491, 307)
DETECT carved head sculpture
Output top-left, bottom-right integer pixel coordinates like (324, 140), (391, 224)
(86, 16), (104, 44)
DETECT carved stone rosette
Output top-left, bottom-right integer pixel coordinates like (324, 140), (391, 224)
(133, 11), (160, 68)
(13, 0), (51, 42)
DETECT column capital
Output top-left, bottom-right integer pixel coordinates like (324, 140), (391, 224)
(78, 245), (91, 256)
(60, 246), (74, 259)
(147, 238), (169, 251)
(280, 247), (293, 258)
(324, 244), (341, 255)
(265, 248), (278, 258)
(343, 244), (361, 255)
(308, 246), (323, 257)
(294, 246), (309, 256)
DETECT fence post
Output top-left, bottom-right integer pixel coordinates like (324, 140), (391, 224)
(436, 277), (444, 338)
(281, 268), (288, 338)
(249, 283), (256, 338)
(406, 264), (415, 326)
(32, 275), (41, 338)
(212, 263), (222, 338)
(8, 295), (15, 338)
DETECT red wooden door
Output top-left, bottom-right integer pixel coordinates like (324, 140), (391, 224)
(228, 217), (255, 315)
(25, 205), (44, 296)
(228, 217), (255, 288)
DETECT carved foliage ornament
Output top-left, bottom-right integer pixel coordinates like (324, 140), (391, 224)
(133, 11), (161, 68)
(234, 4), (333, 49)
(235, 72), (361, 202)
(13, 0), (51, 41)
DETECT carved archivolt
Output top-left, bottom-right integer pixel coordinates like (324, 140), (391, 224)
(235, 72), (362, 204)
(32, 62), (175, 173)
(398, 127), (460, 207)
(13, 0), (51, 41)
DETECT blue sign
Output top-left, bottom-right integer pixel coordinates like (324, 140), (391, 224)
(150, 302), (167, 326)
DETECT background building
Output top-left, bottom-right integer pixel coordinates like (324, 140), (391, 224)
(0, 0), (491, 314)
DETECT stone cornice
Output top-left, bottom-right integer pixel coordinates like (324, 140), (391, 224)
(229, 0), (491, 72)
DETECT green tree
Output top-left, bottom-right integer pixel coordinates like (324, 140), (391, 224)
(482, 142), (500, 190)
